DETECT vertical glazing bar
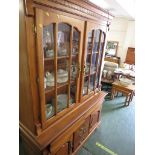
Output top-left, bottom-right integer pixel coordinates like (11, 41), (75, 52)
(87, 30), (95, 94)
(98, 32), (106, 88)
(54, 23), (58, 115)
(76, 31), (81, 103)
(68, 26), (73, 107)
(94, 30), (102, 90)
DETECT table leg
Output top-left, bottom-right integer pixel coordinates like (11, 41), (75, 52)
(111, 87), (115, 100)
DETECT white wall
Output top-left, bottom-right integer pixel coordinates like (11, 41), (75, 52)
(106, 17), (135, 63)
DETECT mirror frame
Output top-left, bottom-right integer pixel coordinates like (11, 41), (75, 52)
(105, 41), (119, 56)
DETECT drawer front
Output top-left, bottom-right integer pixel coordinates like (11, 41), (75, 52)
(89, 110), (100, 130)
(73, 116), (90, 151)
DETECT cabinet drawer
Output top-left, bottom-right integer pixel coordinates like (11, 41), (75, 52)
(73, 116), (90, 151)
(89, 110), (100, 130)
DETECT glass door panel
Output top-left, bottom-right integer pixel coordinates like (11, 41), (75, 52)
(43, 24), (56, 120)
(83, 76), (89, 95)
(70, 28), (80, 104)
(57, 23), (71, 113)
(45, 93), (55, 119)
(89, 74), (95, 91)
(57, 85), (68, 113)
(93, 30), (100, 53)
(82, 31), (93, 96)
(58, 23), (70, 57)
(43, 24), (54, 59)
(91, 53), (97, 73)
(96, 32), (105, 88)
(57, 59), (69, 86)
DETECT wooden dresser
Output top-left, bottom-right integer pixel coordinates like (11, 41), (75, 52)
(125, 47), (135, 65)
(19, 0), (113, 154)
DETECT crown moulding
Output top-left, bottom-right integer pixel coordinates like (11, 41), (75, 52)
(25, 0), (114, 22)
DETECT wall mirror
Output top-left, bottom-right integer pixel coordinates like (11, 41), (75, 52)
(105, 41), (119, 56)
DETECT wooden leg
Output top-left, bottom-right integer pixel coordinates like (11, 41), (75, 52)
(125, 95), (128, 106)
(130, 91), (134, 101)
(111, 87), (115, 100)
(128, 93), (132, 105)
(116, 92), (118, 97)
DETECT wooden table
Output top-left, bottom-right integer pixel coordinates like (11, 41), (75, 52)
(111, 81), (135, 106)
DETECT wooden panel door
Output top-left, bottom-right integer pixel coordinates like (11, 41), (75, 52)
(89, 110), (100, 131)
(35, 8), (84, 129)
(73, 116), (90, 151)
(55, 142), (69, 155)
(80, 21), (106, 102)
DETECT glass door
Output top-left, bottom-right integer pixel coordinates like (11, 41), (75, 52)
(81, 22), (106, 101)
(35, 8), (83, 128)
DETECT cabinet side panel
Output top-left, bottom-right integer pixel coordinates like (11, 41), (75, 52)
(19, 0), (35, 133)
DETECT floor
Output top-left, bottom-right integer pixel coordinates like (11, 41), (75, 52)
(77, 94), (135, 155)
(20, 94), (135, 155)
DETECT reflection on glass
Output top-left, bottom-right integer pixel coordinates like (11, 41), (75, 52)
(72, 28), (79, 55)
(83, 77), (88, 95)
(97, 32), (105, 87)
(93, 30), (100, 53)
(70, 28), (80, 104)
(91, 53), (97, 73)
(43, 24), (54, 58)
(70, 83), (76, 104)
(44, 59), (55, 90)
(57, 59), (69, 85)
(45, 94), (55, 120)
(58, 23), (71, 56)
(87, 31), (93, 54)
(89, 74), (95, 91)
(57, 86), (68, 113)
(71, 56), (78, 80)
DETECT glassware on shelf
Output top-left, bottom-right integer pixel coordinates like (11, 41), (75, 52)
(58, 47), (67, 56)
(57, 69), (68, 83)
(43, 24), (54, 58)
(45, 71), (54, 87)
(45, 49), (54, 58)
(72, 47), (78, 55)
(83, 87), (87, 95)
(91, 65), (96, 74)
(71, 65), (77, 79)
(58, 23), (71, 57)
(72, 28), (80, 55)
(85, 63), (90, 74)
(57, 94), (67, 112)
(46, 103), (54, 119)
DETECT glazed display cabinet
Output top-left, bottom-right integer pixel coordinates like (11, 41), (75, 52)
(19, 0), (113, 155)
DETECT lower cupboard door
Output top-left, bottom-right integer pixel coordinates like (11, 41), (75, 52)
(90, 110), (100, 130)
(73, 117), (90, 151)
(55, 143), (69, 155)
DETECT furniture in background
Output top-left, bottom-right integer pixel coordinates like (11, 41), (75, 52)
(101, 61), (118, 97)
(111, 81), (135, 106)
(125, 47), (135, 65)
(114, 68), (135, 82)
(105, 41), (119, 56)
(102, 61), (118, 82)
(19, 0), (112, 154)
(104, 56), (120, 65)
